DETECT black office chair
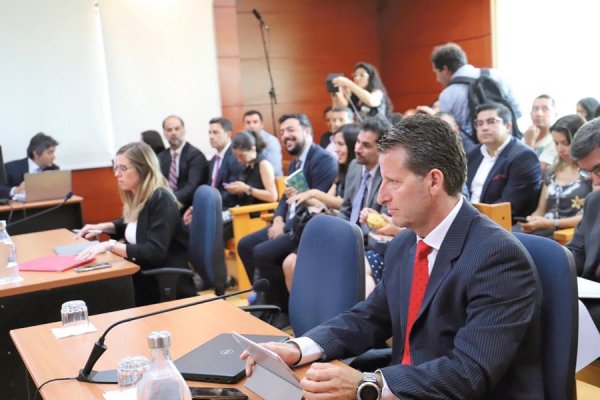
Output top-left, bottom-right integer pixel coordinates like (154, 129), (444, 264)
(288, 215), (365, 336)
(514, 233), (578, 400)
(188, 185), (227, 295)
(140, 267), (196, 302)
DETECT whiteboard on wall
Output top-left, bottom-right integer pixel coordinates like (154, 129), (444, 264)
(494, 0), (600, 118)
(0, 0), (220, 169)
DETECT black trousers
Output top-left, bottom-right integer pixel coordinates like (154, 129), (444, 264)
(237, 226), (298, 311)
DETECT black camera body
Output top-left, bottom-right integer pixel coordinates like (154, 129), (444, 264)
(326, 73), (343, 93)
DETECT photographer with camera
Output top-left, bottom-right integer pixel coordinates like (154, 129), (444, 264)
(328, 62), (393, 121)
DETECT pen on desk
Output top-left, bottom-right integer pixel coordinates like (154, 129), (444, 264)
(72, 229), (103, 234)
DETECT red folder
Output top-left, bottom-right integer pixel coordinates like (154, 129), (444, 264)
(18, 255), (95, 272)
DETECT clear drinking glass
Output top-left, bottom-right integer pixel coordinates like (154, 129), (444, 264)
(117, 355), (150, 389)
(60, 300), (89, 328)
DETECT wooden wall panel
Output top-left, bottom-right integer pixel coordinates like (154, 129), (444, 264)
(235, 0), (382, 143)
(214, 0), (244, 127)
(378, 0), (492, 113)
(72, 167), (121, 224)
(214, 0), (493, 134)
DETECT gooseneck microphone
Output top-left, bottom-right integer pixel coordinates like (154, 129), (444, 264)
(77, 278), (270, 383)
(252, 8), (267, 28)
(6, 191), (74, 229)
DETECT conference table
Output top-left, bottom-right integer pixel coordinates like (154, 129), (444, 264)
(11, 296), (310, 399)
(1, 229), (139, 400)
(1, 195), (83, 235)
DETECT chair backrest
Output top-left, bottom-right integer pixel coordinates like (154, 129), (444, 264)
(275, 176), (287, 200)
(513, 233), (578, 400)
(140, 268), (197, 302)
(473, 202), (512, 231)
(289, 215), (365, 336)
(188, 185), (227, 295)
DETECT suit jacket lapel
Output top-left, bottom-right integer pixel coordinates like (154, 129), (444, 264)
(480, 138), (515, 200)
(419, 201), (475, 318)
(368, 168), (382, 207)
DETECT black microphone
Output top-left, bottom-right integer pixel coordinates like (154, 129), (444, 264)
(6, 192), (74, 230)
(77, 278), (270, 383)
(252, 8), (268, 28)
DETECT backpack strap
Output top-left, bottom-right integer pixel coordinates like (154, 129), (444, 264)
(449, 76), (475, 86)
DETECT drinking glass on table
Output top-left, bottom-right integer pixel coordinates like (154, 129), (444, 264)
(60, 300), (89, 328)
(117, 355), (150, 390)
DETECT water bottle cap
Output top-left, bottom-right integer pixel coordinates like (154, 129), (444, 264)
(147, 330), (171, 349)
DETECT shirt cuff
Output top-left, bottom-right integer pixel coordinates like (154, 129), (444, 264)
(9, 187), (16, 197)
(376, 370), (399, 400)
(288, 337), (324, 366)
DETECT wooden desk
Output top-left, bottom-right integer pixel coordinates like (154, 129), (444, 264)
(1, 195), (83, 235)
(11, 298), (307, 399)
(1, 229), (139, 400)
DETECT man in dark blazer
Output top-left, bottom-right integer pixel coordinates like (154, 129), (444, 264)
(243, 114), (543, 399)
(567, 118), (600, 330)
(338, 117), (389, 228)
(1, 132), (59, 199)
(158, 115), (209, 209)
(207, 117), (244, 209)
(467, 102), (541, 219)
(238, 113), (337, 316)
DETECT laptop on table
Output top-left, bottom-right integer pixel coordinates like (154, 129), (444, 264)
(174, 333), (288, 383)
(23, 170), (71, 202)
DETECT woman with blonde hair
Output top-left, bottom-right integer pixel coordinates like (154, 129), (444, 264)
(76, 142), (191, 305)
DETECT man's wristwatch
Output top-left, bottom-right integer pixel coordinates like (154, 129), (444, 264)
(356, 372), (381, 400)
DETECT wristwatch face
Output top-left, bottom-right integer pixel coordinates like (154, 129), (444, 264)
(358, 383), (380, 400)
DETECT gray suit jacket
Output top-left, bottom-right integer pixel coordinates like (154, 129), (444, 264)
(567, 189), (600, 280)
(338, 159), (384, 221)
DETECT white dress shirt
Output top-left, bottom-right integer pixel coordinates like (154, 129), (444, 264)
(470, 135), (512, 203)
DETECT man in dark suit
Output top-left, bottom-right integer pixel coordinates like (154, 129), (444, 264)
(338, 117), (388, 230)
(158, 115), (209, 209)
(238, 113), (337, 317)
(467, 102), (541, 219)
(567, 118), (600, 330)
(1, 132), (59, 199)
(207, 117), (244, 208)
(243, 114), (543, 399)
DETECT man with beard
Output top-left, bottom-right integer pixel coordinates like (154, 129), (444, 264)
(158, 115), (209, 210)
(238, 113), (337, 327)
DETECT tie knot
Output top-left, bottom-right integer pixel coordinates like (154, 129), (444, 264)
(363, 170), (370, 180)
(416, 240), (432, 259)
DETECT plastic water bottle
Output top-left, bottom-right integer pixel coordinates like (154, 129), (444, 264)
(136, 331), (191, 400)
(0, 220), (23, 285)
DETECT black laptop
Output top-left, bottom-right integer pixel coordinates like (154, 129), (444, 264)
(174, 333), (288, 383)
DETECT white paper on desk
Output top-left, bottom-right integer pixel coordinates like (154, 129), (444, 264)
(51, 323), (97, 339)
(576, 300), (600, 372)
(578, 277), (600, 298)
(103, 387), (136, 400)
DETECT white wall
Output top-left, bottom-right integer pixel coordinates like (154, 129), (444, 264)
(0, 0), (220, 169)
(494, 0), (600, 121)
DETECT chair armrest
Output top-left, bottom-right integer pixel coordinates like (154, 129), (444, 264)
(554, 228), (575, 244)
(472, 202), (512, 231)
(229, 202), (278, 215)
(140, 268), (195, 277)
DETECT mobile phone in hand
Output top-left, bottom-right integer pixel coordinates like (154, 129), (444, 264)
(513, 216), (528, 223)
(189, 387), (247, 399)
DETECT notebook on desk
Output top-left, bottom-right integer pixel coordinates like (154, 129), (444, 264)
(18, 255), (94, 272)
(23, 170), (72, 202)
(175, 333), (288, 383)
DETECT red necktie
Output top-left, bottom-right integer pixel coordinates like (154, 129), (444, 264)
(401, 240), (432, 365)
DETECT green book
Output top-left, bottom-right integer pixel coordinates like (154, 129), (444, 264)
(285, 169), (309, 193)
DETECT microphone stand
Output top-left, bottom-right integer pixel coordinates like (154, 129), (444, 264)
(256, 17), (277, 134)
(77, 279), (269, 383)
